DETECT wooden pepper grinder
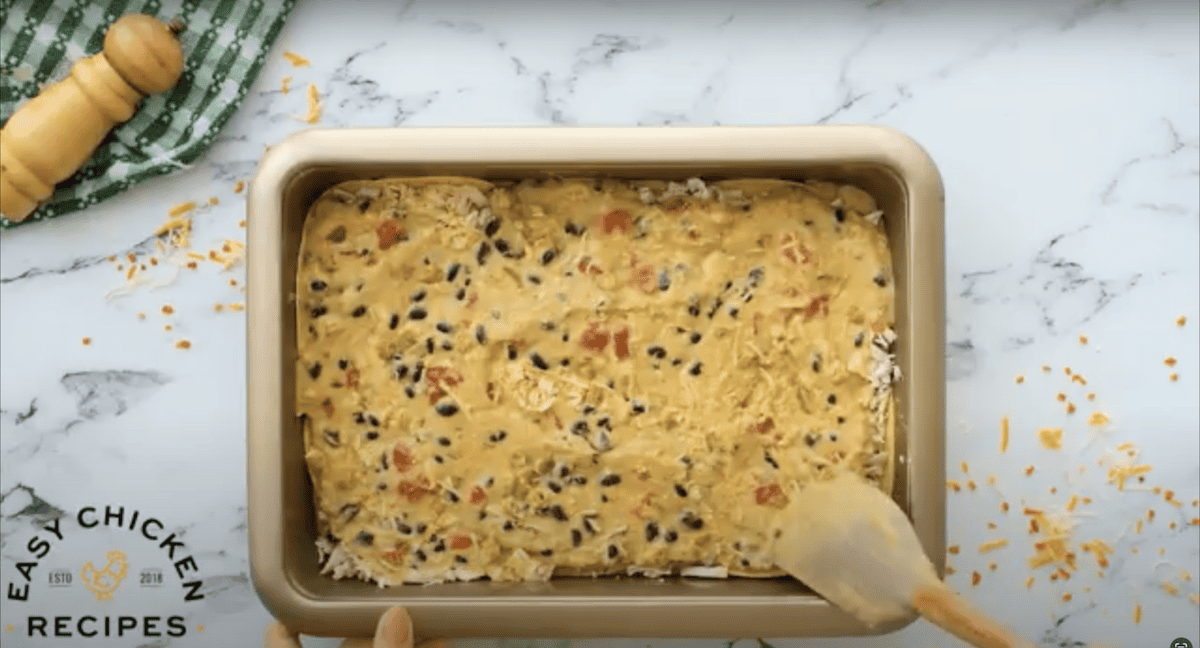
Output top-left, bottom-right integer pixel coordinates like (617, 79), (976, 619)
(0, 14), (185, 223)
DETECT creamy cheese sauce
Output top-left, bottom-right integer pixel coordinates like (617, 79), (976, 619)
(296, 176), (895, 584)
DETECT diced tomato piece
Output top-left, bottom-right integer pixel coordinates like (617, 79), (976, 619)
(392, 444), (415, 473)
(470, 485), (487, 505)
(597, 209), (632, 234)
(449, 533), (473, 550)
(801, 295), (830, 321)
(579, 322), (610, 353)
(398, 478), (434, 502)
(321, 398), (335, 416)
(377, 220), (406, 250)
(346, 368), (360, 388)
(613, 326), (631, 360)
(749, 417), (775, 435)
(755, 483), (785, 506)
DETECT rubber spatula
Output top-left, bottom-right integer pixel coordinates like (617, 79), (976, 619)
(767, 471), (1038, 648)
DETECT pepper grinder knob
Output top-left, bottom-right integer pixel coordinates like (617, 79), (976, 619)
(0, 14), (185, 222)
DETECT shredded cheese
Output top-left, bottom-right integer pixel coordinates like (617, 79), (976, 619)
(1038, 428), (1063, 450)
(281, 75), (292, 94)
(283, 51), (310, 66)
(1178, 315), (1187, 327)
(1000, 417), (1010, 452)
(1087, 412), (1109, 426)
(303, 83), (322, 124)
(978, 538), (1008, 554)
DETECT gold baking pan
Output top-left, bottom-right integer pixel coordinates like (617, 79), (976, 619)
(246, 125), (945, 638)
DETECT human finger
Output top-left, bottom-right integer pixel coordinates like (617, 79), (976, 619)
(264, 621), (304, 648)
(374, 605), (414, 648)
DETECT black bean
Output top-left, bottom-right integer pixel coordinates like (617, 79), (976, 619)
(404, 386), (416, 398)
(647, 345), (667, 359)
(541, 249), (557, 265)
(442, 340), (454, 351)
(433, 455), (444, 464)
(528, 274), (542, 285)
(479, 510), (488, 520)
(596, 416), (611, 430)
(837, 416), (846, 424)
(436, 321), (453, 333)
(707, 297), (723, 319)
(326, 226), (346, 243)
(547, 480), (562, 493)
(412, 288), (427, 301)
(680, 511), (703, 530)
(541, 549), (554, 556)
(550, 504), (568, 521)
(570, 420), (589, 436)
(727, 307), (739, 318)
(873, 273), (887, 287)
(568, 475), (588, 486)
(323, 430), (340, 447)
(310, 304), (328, 318)
(340, 504), (359, 522)
(674, 484), (688, 498)
(450, 287), (464, 301)
(600, 473), (621, 486)
(687, 297), (701, 317)
(607, 545), (619, 559)
(488, 430), (508, 442)
(645, 521), (660, 542)
(484, 218), (502, 238)
(583, 405), (595, 414)
(416, 523), (428, 534)
(560, 358), (570, 366)
(433, 540), (446, 552)
(764, 453), (779, 469)
(834, 207), (845, 222)
(436, 402), (459, 417)
(352, 305), (367, 317)
(664, 530), (678, 543)
(582, 515), (600, 534)
(689, 332), (702, 344)
(658, 270), (671, 291)
(476, 241), (492, 266)
(741, 558), (751, 567)
(829, 432), (839, 442)
(310, 279), (327, 291)
(308, 362), (322, 379)
(446, 263), (461, 282)
(571, 528), (583, 547)
(353, 412), (366, 424)
(412, 362), (423, 382)
(415, 549), (427, 562)
(688, 361), (703, 376)
(437, 437), (451, 447)
(409, 307), (428, 320)
(366, 431), (379, 441)
(530, 353), (549, 370)
(503, 520), (514, 531)
(494, 238), (510, 254)
(338, 358), (349, 370)
(353, 530), (374, 546)
(541, 321), (556, 331)
(854, 331), (865, 347)
(748, 266), (764, 287)
(804, 432), (821, 447)
(475, 325), (487, 344)
(446, 491), (459, 503)
(564, 222), (584, 236)
(827, 394), (837, 405)
(389, 314), (400, 330)
(395, 364), (409, 379)
(397, 522), (412, 534)
(426, 338), (435, 354)
(455, 555), (468, 564)
(630, 400), (646, 414)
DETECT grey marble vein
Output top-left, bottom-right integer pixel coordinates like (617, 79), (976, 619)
(61, 370), (171, 420)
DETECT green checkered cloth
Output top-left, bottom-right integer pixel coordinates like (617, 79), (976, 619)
(0, 0), (296, 229)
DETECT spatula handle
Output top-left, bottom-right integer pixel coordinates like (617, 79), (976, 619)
(912, 585), (1038, 648)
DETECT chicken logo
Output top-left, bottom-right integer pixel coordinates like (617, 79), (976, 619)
(80, 549), (129, 601)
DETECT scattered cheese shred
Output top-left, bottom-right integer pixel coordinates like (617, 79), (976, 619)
(175, 340), (191, 349)
(1133, 603), (1141, 623)
(1056, 392), (1067, 402)
(948, 545), (960, 555)
(1178, 315), (1188, 327)
(971, 571), (981, 586)
(1000, 417), (1010, 452)
(1164, 356), (1177, 367)
(1066, 494), (1079, 512)
(208, 196), (219, 205)
(281, 75), (292, 94)
(304, 83), (322, 124)
(81, 337), (91, 346)
(283, 51), (310, 66)
(1164, 490), (1183, 507)
(1015, 374), (1025, 384)
(978, 539), (1009, 553)
(1087, 392), (1095, 400)
(234, 180), (245, 193)
(1162, 581), (1179, 595)
(167, 201), (196, 217)
(1042, 364), (1051, 373)
(1088, 412), (1109, 426)
(1025, 576), (1035, 589)
(1066, 402), (1076, 414)
(1080, 539), (1113, 568)
(947, 480), (961, 492)
(229, 302), (245, 312)
(1169, 372), (1179, 382)
(1107, 463), (1152, 490)
(1038, 428), (1064, 450)
(1071, 374), (1087, 385)
(1025, 465), (1035, 476)
(1078, 335), (1088, 344)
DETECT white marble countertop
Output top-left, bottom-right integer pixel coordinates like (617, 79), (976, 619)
(2, 1), (1198, 647)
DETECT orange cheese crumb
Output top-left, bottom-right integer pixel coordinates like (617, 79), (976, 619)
(1165, 356), (1177, 367)
(1063, 367), (1072, 376)
(1087, 412), (1109, 426)
(987, 521), (998, 529)
(1042, 364), (1051, 373)
(281, 75), (292, 94)
(1147, 509), (1156, 522)
(1062, 593), (1072, 602)
(1015, 374), (1025, 384)
(1025, 576), (1035, 589)
(978, 539), (1009, 553)
(304, 83), (322, 124)
(1038, 428), (1064, 450)
(1136, 519), (1144, 534)
(175, 340), (191, 349)
(283, 51), (310, 66)
(947, 480), (961, 492)
(1169, 372), (1178, 382)
(1133, 603), (1141, 623)
(1162, 582), (1179, 596)
(1066, 402), (1076, 414)
(948, 545), (960, 555)
(946, 566), (956, 575)
(961, 461), (969, 474)
(229, 279), (238, 286)
(161, 304), (174, 315)
(214, 304), (224, 313)
(81, 337), (91, 346)
(234, 180), (245, 193)
(1066, 495), (1079, 512)
(1192, 518), (1199, 526)
(208, 196), (219, 205)
(167, 201), (196, 217)
(1050, 487), (1057, 494)
(986, 474), (997, 486)
(1178, 315), (1187, 327)
(968, 480), (977, 491)
(971, 571), (981, 586)
(1078, 335), (1087, 344)
(238, 219), (247, 228)
(1001, 501), (1010, 513)
(1056, 392), (1066, 402)
(164, 324), (173, 332)
(229, 302), (245, 312)
(1025, 465), (1036, 476)
(137, 312), (146, 320)
(989, 562), (997, 571)
(1070, 373), (1087, 385)
(1164, 489), (1183, 507)
(186, 261), (198, 269)
(1000, 417), (1010, 452)
(1086, 392), (1095, 401)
